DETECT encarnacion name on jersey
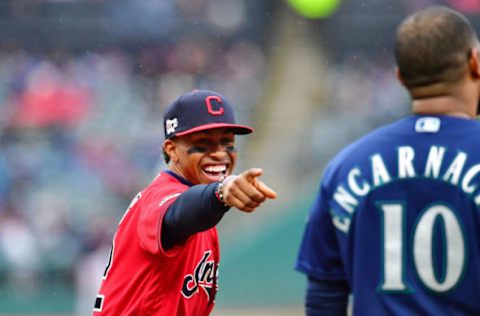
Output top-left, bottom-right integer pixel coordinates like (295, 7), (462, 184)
(332, 145), (480, 233)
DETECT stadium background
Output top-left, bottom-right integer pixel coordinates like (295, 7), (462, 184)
(0, 0), (478, 315)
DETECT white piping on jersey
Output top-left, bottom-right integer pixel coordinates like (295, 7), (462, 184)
(159, 193), (181, 207)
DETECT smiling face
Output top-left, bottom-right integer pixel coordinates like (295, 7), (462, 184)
(163, 128), (237, 185)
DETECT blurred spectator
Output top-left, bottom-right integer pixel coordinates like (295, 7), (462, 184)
(0, 209), (40, 296)
(10, 59), (91, 128)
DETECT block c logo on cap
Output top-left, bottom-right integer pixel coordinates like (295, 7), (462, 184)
(205, 96), (225, 116)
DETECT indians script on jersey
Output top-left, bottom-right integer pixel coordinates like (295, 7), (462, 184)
(182, 250), (218, 300)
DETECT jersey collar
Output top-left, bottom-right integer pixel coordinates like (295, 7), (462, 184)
(165, 170), (194, 187)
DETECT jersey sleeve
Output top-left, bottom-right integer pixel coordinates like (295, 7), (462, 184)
(295, 179), (346, 281)
(137, 186), (186, 257)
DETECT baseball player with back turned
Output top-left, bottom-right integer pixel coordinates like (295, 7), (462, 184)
(296, 6), (480, 316)
(93, 89), (276, 315)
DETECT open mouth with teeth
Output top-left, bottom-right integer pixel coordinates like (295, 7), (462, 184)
(202, 164), (228, 182)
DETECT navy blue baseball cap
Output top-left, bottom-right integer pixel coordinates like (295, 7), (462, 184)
(163, 89), (254, 139)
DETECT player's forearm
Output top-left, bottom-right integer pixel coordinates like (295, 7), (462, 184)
(162, 182), (229, 249)
(306, 277), (349, 316)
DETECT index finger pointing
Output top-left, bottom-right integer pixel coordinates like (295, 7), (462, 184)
(256, 180), (277, 199)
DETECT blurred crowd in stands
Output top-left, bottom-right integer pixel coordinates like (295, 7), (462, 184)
(306, 53), (410, 167)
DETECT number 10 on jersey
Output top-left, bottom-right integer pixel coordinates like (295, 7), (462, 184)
(378, 202), (466, 293)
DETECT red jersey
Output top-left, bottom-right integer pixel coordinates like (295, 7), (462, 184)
(93, 171), (220, 315)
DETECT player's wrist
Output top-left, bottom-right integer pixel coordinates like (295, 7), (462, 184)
(215, 176), (230, 207)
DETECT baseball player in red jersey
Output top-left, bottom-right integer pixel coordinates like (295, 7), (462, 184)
(93, 89), (276, 315)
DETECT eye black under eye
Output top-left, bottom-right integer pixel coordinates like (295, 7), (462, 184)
(226, 145), (236, 152)
(220, 138), (234, 145)
(220, 138), (235, 151)
(187, 146), (208, 154)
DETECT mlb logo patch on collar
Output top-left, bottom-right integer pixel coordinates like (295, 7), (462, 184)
(415, 117), (441, 133)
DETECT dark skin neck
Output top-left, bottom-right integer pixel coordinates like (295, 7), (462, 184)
(412, 96), (472, 119)
(409, 76), (479, 119)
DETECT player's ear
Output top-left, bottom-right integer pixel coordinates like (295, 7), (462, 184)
(163, 139), (178, 163)
(468, 46), (480, 79)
